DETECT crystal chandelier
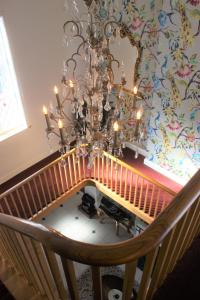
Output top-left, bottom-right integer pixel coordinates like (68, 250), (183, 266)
(43, 0), (144, 165)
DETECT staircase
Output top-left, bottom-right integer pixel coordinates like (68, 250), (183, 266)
(0, 148), (199, 300)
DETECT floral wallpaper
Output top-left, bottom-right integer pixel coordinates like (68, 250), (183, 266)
(111, 0), (200, 182)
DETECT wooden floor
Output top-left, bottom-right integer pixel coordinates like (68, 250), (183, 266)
(0, 254), (47, 300)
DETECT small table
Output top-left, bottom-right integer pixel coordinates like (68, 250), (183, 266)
(99, 197), (135, 236)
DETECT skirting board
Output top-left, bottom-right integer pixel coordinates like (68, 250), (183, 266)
(144, 159), (186, 186)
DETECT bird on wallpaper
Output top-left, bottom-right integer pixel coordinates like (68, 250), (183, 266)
(161, 55), (169, 77)
(147, 119), (158, 137)
(158, 10), (176, 27)
(152, 74), (165, 90)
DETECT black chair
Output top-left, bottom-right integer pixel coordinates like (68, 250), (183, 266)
(78, 193), (97, 218)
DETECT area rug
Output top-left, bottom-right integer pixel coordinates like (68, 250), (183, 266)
(73, 265), (140, 300)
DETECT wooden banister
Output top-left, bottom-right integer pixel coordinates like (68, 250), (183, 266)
(0, 149), (199, 300)
(0, 169), (199, 267)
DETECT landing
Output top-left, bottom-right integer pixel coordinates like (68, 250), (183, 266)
(40, 191), (134, 245)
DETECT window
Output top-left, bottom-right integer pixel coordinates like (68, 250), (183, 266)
(0, 17), (27, 142)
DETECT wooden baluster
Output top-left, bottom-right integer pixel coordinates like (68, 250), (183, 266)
(16, 190), (28, 219)
(10, 230), (35, 286)
(48, 167), (57, 200)
(137, 247), (159, 300)
(0, 201), (6, 214)
(119, 166), (123, 196)
(38, 174), (48, 207)
(17, 233), (45, 295)
(43, 248), (68, 300)
(92, 266), (102, 300)
(110, 160), (114, 191)
(27, 182), (38, 215)
(4, 196), (12, 215)
(148, 185), (155, 217)
(138, 178), (144, 209)
(83, 155), (86, 179)
(63, 160), (69, 191)
(129, 172), (133, 203)
(26, 237), (54, 299)
(68, 155), (73, 187)
(53, 164), (61, 196)
(122, 261), (137, 300)
(143, 183), (149, 213)
(2, 228), (25, 276)
(33, 178), (43, 211)
(22, 186), (34, 218)
(115, 163), (119, 194)
(163, 210), (191, 277)
(146, 228), (175, 299)
(154, 189), (161, 218)
(10, 193), (20, 217)
(102, 156), (105, 185)
(31, 239), (56, 299)
(160, 195), (167, 213)
(133, 175), (139, 206)
(124, 168), (128, 200)
(61, 257), (79, 300)
(93, 157), (96, 180)
(186, 198), (200, 245)
(171, 199), (200, 269)
(106, 157), (109, 187)
(0, 229), (13, 263)
(58, 163), (65, 193)
(98, 154), (100, 181)
(72, 153), (78, 184)
(44, 171), (53, 203)
(77, 156), (82, 182)
(0, 227), (22, 275)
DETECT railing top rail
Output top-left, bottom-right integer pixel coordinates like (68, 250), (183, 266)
(0, 170), (199, 266)
(103, 151), (176, 196)
(0, 148), (76, 199)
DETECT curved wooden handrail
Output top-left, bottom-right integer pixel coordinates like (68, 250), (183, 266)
(0, 170), (199, 266)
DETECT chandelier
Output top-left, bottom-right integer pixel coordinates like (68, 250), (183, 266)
(43, 1), (144, 166)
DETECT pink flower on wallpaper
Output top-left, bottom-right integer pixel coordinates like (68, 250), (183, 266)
(167, 120), (181, 131)
(131, 17), (143, 30)
(188, 0), (200, 6)
(176, 64), (193, 78)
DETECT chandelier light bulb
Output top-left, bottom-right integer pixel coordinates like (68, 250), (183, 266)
(69, 80), (74, 88)
(58, 119), (63, 129)
(43, 105), (48, 115)
(54, 86), (59, 94)
(133, 86), (138, 95)
(113, 121), (119, 132)
(136, 109), (142, 120)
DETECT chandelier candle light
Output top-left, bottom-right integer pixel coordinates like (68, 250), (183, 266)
(43, 0), (144, 165)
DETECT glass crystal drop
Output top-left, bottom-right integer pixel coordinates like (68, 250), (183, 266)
(104, 101), (111, 111)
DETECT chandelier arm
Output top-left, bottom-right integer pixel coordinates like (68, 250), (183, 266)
(104, 20), (119, 37)
(65, 58), (77, 75)
(63, 20), (80, 36)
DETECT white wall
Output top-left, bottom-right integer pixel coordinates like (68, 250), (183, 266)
(0, 0), (68, 183)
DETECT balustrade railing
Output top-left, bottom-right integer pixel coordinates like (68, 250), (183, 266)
(0, 169), (199, 300)
(0, 149), (87, 221)
(0, 149), (176, 224)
